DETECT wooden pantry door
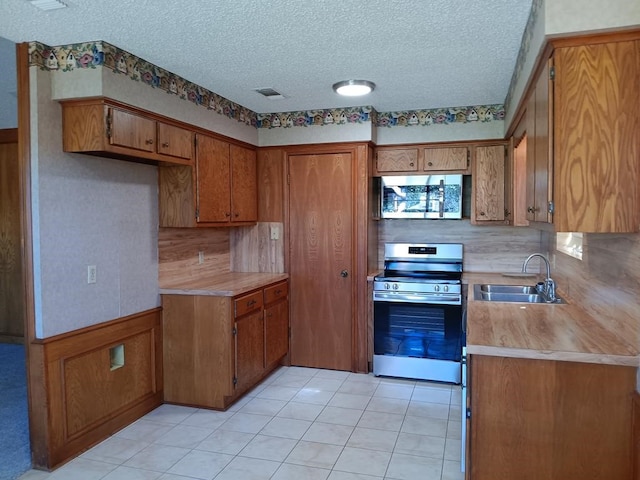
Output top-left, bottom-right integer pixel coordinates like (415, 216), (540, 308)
(288, 152), (353, 371)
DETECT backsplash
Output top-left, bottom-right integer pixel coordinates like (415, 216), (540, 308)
(543, 231), (639, 342)
(377, 220), (542, 273)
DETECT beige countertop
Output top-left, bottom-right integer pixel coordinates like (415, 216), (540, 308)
(464, 272), (638, 366)
(159, 272), (289, 297)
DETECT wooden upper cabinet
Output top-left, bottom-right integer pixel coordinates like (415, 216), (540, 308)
(423, 147), (468, 172)
(230, 145), (258, 222)
(157, 122), (194, 161)
(525, 57), (553, 224)
(553, 39), (639, 232)
(374, 146), (470, 175)
(375, 148), (418, 173)
(472, 145), (506, 224)
(195, 134), (257, 226)
(196, 135), (231, 223)
(109, 108), (156, 153)
(61, 98), (194, 166)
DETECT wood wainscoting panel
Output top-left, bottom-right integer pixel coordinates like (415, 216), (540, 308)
(63, 331), (154, 437)
(42, 308), (162, 468)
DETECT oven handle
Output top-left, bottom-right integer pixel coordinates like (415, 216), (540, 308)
(373, 291), (461, 304)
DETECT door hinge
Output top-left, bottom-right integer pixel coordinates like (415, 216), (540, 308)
(549, 66), (555, 81)
(195, 208), (199, 220)
(233, 376), (238, 386)
(194, 136), (198, 148)
(106, 111), (112, 139)
(466, 407), (471, 419)
(232, 327), (237, 336)
(287, 174), (290, 185)
(467, 150), (470, 168)
(548, 201), (555, 214)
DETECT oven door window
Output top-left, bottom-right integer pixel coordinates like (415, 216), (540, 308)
(374, 301), (463, 362)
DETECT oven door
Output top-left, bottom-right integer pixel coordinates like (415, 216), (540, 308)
(373, 299), (464, 383)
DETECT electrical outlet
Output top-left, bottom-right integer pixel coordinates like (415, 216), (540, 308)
(87, 265), (97, 284)
(198, 251), (205, 264)
(270, 225), (280, 240)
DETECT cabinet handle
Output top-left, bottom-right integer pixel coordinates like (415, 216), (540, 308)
(161, 142), (169, 148)
(341, 270), (349, 278)
(267, 312), (273, 318)
(409, 162), (415, 166)
(479, 212), (486, 216)
(235, 213), (240, 217)
(527, 206), (535, 213)
(428, 161), (433, 166)
(275, 289), (282, 295)
(247, 299), (256, 307)
(145, 139), (154, 145)
(225, 212), (231, 217)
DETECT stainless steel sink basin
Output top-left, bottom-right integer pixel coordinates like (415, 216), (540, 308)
(478, 284), (539, 295)
(473, 284), (564, 304)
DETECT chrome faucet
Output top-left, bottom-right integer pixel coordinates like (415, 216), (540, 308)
(522, 253), (557, 302)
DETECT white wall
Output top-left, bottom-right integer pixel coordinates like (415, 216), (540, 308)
(545, 0), (640, 36)
(31, 66), (159, 338)
(0, 36), (17, 129)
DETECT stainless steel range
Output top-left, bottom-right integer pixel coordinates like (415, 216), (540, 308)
(373, 243), (465, 384)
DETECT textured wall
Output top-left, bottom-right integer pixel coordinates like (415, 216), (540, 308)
(0, 36), (17, 129)
(545, 0), (640, 36)
(31, 66), (159, 338)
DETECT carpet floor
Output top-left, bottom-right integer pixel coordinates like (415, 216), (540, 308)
(0, 343), (31, 480)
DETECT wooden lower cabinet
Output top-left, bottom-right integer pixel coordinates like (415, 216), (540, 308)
(162, 280), (289, 409)
(468, 355), (635, 480)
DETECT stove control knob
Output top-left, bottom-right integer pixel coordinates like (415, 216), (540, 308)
(393, 283), (399, 290)
(434, 285), (440, 292)
(444, 285), (449, 292)
(384, 283), (390, 290)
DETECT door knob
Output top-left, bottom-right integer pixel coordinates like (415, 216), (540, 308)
(340, 270), (349, 278)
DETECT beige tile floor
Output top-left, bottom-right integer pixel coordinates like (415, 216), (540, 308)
(18, 366), (464, 480)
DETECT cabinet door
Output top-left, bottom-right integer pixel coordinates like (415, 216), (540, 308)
(423, 147), (468, 171)
(525, 58), (552, 223)
(554, 40), (639, 232)
(264, 299), (289, 368)
(196, 135), (231, 223)
(109, 108), (156, 153)
(472, 145), (505, 223)
(376, 149), (418, 173)
(157, 122), (194, 161)
(235, 310), (264, 391)
(230, 145), (258, 222)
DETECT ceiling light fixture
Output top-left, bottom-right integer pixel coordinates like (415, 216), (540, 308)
(332, 80), (375, 97)
(28, 0), (67, 10)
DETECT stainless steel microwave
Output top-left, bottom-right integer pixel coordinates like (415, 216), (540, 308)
(380, 175), (463, 219)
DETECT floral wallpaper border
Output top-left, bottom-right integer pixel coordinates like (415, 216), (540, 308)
(28, 40), (258, 127)
(504, 0), (541, 114)
(28, 40), (505, 130)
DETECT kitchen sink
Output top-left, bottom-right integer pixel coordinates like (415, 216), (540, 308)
(473, 284), (564, 304)
(478, 284), (539, 294)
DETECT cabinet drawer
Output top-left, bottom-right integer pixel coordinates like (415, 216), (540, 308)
(376, 149), (419, 172)
(234, 291), (263, 317)
(264, 282), (288, 305)
(423, 147), (468, 171)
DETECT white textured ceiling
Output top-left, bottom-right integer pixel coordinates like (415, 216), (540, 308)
(0, 0), (533, 114)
